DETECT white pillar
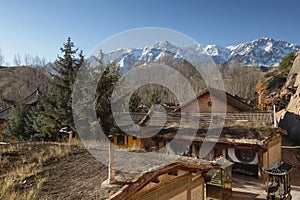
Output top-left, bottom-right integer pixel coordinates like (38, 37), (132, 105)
(273, 105), (277, 127)
(222, 149), (226, 158)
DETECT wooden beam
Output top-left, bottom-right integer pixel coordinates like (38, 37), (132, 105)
(151, 178), (160, 184)
(168, 170), (178, 176)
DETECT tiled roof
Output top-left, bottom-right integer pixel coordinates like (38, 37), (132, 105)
(263, 162), (295, 176)
(139, 111), (274, 128)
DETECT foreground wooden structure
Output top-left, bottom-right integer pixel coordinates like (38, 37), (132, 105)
(110, 159), (218, 200)
(207, 157), (234, 199)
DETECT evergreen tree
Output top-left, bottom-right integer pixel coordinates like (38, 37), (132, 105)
(72, 58), (100, 140)
(147, 92), (161, 108)
(26, 96), (52, 140)
(72, 50), (120, 140)
(279, 52), (296, 75)
(129, 91), (142, 113)
(35, 37), (84, 141)
(95, 64), (120, 136)
(5, 102), (31, 141)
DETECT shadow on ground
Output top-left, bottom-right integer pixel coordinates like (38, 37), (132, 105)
(231, 191), (265, 200)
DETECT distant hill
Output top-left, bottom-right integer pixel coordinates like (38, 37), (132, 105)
(0, 66), (50, 110)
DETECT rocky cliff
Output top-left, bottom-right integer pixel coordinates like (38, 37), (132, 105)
(275, 51), (300, 144)
(286, 51), (300, 114)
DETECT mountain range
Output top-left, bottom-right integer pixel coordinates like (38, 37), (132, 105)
(90, 37), (300, 71)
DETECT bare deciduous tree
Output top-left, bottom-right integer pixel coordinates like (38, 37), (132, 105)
(13, 54), (22, 66)
(222, 62), (261, 100)
(24, 53), (32, 66)
(0, 49), (4, 65)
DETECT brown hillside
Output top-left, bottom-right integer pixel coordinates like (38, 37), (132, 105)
(0, 66), (50, 110)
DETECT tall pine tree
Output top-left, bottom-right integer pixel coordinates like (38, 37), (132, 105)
(35, 37), (84, 141)
(5, 102), (31, 141)
(129, 91), (142, 113)
(95, 63), (120, 136)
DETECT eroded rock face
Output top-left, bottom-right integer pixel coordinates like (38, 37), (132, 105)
(278, 111), (300, 144)
(286, 51), (300, 87)
(286, 51), (300, 114)
(278, 51), (300, 144)
(262, 68), (294, 111)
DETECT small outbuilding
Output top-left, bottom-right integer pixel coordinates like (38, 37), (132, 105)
(206, 157), (234, 200)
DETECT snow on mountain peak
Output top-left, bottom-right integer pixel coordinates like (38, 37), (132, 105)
(92, 38), (300, 70)
(224, 37), (300, 66)
(154, 40), (172, 47)
(151, 40), (180, 53)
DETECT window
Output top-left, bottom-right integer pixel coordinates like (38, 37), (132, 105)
(235, 149), (256, 163)
(117, 136), (124, 145)
(207, 101), (212, 107)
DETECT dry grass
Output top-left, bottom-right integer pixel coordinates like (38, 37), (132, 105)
(0, 142), (72, 199)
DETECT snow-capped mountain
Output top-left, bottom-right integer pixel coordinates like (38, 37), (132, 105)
(89, 38), (300, 71)
(204, 45), (231, 65)
(227, 37), (300, 66)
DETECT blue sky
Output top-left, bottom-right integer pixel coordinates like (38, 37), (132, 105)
(0, 0), (299, 65)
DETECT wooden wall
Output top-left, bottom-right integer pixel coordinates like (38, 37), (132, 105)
(114, 135), (142, 150)
(263, 136), (282, 169)
(0, 123), (4, 141)
(182, 93), (240, 113)
(129, 172), (205, 200)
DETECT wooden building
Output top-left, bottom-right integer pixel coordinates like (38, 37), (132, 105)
(175, 87), (255, 113)
(113, 111), (284, 180)
(113, 134), (143, 150)
(136, 109), (283, 180)
(109, 157), (219, 200)
(147, 125), (284, 180)
(112, 113), (148, 150)
(137, 110), (285, 179)
(112, 88), (285, 180)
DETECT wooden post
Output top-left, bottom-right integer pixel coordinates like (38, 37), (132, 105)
(191, 144), (196, 158)
(109, 136), (115, 184)
(69, 131), (72, 145)
(222, 149), (226, 158)
(258, 150), (265, 180)
(187, 176), (191, 200)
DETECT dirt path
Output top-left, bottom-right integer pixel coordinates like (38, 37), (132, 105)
(38, 148), (109, 199)
(0, 143), (119, 200)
